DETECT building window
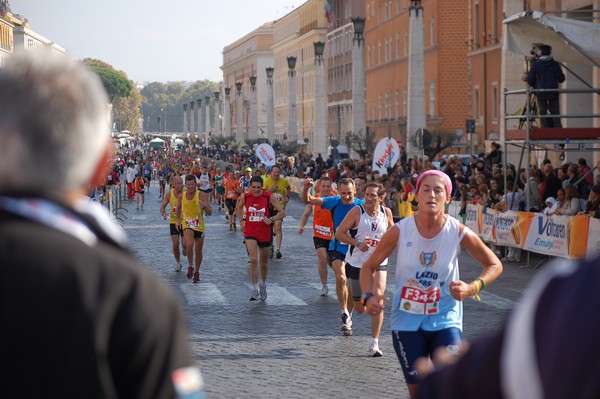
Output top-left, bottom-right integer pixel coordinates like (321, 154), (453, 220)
(474, 3), (480, 48)
(395, 33), (400, 58)
(474, 86), (481, 122)
(395, 91), (400, 120)
(378, 41), (381, 64)
(403, 88), (407, 117)
(491, 0), (498, 43)
(430, 17), (435, 47)
(429, 81), (436, 117)
(492, 82), (499, 122)
(404, 32), (408, 56)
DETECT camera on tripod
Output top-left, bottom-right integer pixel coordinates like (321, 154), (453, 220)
(524, 43), (546, 72)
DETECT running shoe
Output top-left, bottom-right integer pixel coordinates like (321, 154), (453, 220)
(186, 266), (193, 279)
(320, 285), (329, 297)
(250, 288), (260, 301)
(369, 341), (383, 357)
(340, 313), (352, 331)
(193, 272), (199, 284)
(259, 284), (267, 301)
(275, 249), (282, 259)
(175, 263), (182, 272)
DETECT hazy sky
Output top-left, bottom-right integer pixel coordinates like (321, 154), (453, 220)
(12, 0), (308, 83)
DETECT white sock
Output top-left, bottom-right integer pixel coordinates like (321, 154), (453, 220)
(371, 337), (379, 345)
(261, 280), (266, 286)
(341, 309), (349, 316)
(252, 284), (259, 291)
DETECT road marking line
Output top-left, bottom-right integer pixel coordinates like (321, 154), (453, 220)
(180, 282), (226, 305)
(245, 283), (307, 305)
(309, 283), (337, 299)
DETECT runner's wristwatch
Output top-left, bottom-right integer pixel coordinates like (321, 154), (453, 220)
(361, 292), (373, 306)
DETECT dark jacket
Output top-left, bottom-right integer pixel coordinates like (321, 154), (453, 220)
(525, 56), (565, 100)
(0, 195), (193, 398)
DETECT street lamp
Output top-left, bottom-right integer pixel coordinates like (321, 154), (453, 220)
(235, 82), (243, 142)
(266, 67), (275, 144)
(160, 107), (167, 133)
(287, 56), (298, 144)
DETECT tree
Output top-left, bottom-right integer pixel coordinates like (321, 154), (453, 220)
(83, 58), (132, 101)
(409, 129), (459, 160)
(113, 89), (142, 133)
(345, 128), (376, 160)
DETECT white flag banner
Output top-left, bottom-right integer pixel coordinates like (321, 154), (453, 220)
(255, 143), (276, 167)
(372, 138), (400, 176)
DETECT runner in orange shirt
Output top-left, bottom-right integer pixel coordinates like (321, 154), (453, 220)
(298, 176), (335, 296)
(224, 170), (242, 230)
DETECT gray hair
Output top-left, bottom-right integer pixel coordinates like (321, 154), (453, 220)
(0, 50), (111, 194)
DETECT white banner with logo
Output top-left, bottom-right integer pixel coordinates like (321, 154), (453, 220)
(523, 213), (569, 258)
(372, 138), (400, 176)
(255, 143), (276, 167)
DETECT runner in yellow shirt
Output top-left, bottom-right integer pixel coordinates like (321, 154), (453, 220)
(176, 175), (212, 283)
(263, 164), (291, 259)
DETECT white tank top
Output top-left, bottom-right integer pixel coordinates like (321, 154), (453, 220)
(198, 172), (211, 190)
(391, 215), (468, 331)
(345, 204), (389, 268)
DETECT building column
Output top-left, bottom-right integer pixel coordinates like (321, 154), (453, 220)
(406, 1), (426, 159)
(183, 103), (188, 134)
(249, 76), (257, 140)
(224, 88), (232, 138)
(189, 101), (195, 135)
(287, 56), (298, 143)
(314, 41), (327, 157)
(352, 17), (367, 141)
(204, 96), (211, 136)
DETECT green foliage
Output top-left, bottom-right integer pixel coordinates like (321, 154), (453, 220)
(84, 58), (133, 101)
(345, 128), (376, 160)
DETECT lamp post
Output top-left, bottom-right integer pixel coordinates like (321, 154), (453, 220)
(249, 76), (257, 140)
(160, 107), (167, 133)
(266, 67), (275, 144)
(352, 17), (366, 146)
(224, 88), (232, 138)
(235, 82), (243, 142)
(314, 41), (327, 157)
(287, 56), (298, 144)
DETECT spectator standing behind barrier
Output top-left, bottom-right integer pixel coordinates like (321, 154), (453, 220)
(0, 51), (203, 398)
(523, 44), (566, 128)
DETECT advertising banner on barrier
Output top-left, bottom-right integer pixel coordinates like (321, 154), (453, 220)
(524, 214), (570, 258)
(494, 211), (531, 248)
(372, 138), (400, 176)
(464, 203), (482, 235)
(567, 215), (589, 260)
(447, 201), (461, 220)
(481, 208), (497, 243)
(587, 217), (600, 260)
(255, 143), (276, 167)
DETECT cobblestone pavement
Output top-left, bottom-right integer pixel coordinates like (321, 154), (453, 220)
(121, 181), (539, 399)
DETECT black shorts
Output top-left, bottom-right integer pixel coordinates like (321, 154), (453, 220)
(216, 186), (225, 195)
(245, 236), (272, 248)
(225, 198), (237, 214)
(313, 236), (331, 250)
(328, 250), (346, 263)
(200, 188), (212, 193)
(169, 223), (183, 236)
(183, 229), (204, 239)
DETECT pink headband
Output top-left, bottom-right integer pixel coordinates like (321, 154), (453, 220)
(416, 170), (452, 195)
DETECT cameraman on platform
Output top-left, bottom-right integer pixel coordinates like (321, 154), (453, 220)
(523, 44), (565, 128)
